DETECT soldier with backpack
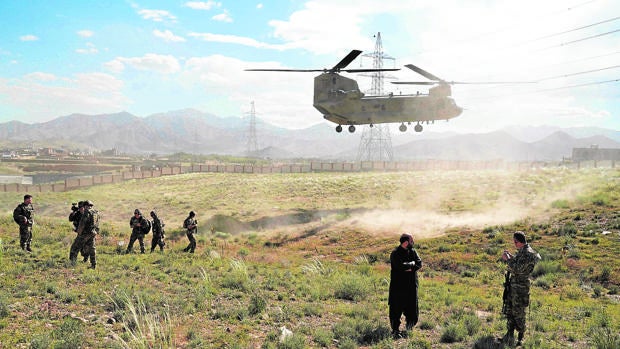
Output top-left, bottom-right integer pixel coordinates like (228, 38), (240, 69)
(13, 194), (35, 252)
(149, 211), (165, 253)
(69, 200), (99, 269)
(126, 209), (151, 254)
(183, 211), (197, 253)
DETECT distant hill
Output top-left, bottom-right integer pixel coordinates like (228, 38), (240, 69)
(0, 110), (618, 161)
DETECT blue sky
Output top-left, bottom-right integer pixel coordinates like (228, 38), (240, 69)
(0, 0), (618, 132)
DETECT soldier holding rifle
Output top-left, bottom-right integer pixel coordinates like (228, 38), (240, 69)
(501, 231), (541, 346)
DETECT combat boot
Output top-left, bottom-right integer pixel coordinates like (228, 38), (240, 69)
(502, 330), (515, 346)
(26, 244), (32, 252)
(517, 331), (524, 346)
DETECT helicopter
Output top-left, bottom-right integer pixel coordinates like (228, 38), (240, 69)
(246, 50), (526, 133)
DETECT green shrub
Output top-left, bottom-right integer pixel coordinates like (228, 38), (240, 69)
(532, 260), (562, 278)
(312, 327), (333, 347)
(551, 199), (570, 209)
(333, 273), (371, 301)
(248, 292), (267, 316)
(463, 313), (481, 336)
(0, 297), (8, 319)
(277, 333), (306, 349)
(52, 317), (85, 349)
(587, 327), (620, 349)
(440, 323), (466, 343)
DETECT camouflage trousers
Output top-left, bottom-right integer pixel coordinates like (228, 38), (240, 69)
(70, 233), (96, 267)
(505, 284), (530, 333)
(127, 232), (146, 253)
(19, 225), (32, 249)
(151, 234), (165, 252)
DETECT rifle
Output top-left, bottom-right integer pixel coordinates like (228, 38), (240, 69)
(501, 271), (511, 316)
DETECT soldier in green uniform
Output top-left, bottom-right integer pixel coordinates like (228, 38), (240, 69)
(69, 200), (99, 269)
(149, 210), (165, 253)
(126, 209), (149, 254)
(183, 211), (197, 253)
(13, 194), (34, 252)
(69, 201), (90, 262)
(501, 231), (541, 345)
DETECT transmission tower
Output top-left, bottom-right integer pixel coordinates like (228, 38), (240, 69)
(245, 101), (259, 155)
(356, 32), (394, 162)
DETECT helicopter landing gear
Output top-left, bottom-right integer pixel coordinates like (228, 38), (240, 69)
(414, 123), (423, 132)
(348, 125), (356, 133)
(399, 123), (407, 132)
(336, 125), (343, 133)
(369, 123), (374, 128)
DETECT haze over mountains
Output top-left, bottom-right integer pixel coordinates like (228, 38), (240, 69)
(1, 109), (618, 161)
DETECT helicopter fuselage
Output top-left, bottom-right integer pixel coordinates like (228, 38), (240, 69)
(313, 73), (462, 128)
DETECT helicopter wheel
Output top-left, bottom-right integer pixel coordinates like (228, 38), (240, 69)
(348, 125), (356, 133)
(399, 123), (407, 132)
(369, 123), (374, 128)
(414, 124), (423, 132)
(336, 125), (343, 133)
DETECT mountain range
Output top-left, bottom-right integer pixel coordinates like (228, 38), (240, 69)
(0, 109), (618, 161)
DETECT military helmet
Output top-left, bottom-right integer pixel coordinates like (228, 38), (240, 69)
(77, 201), (85, 207)
(134, 209), (141, 215)
(85, 200), (94, 206)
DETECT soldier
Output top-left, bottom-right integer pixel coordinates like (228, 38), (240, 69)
(182, 211), (197, 253)
(388, 233), (422, 338)
(13, 194), (34, 252)
(126, 209), (150, 254)
(501, 231), (541, 346)
(149, 210), (165, 253)
(69, 200), (99, 269)
(69, 201), (90, 262)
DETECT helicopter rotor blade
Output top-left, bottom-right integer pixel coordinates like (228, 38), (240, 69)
(405, 64), (443, 81)
(332, 50), (363, 72)
(245, 68), (325, 72)
(392, 80), (537, 85)
(344, 68), (401, 73)
(391, 81), (437, 85)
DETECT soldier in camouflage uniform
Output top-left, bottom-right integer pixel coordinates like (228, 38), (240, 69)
(69, 201), (90, 262)
(501, 231), (541, 345)
(126, 209), (149, 254)
(69, 200), (99, 269)
(183, 211), (197, 253)
(13, 194), (34, 252)
(149, 210), (165, 253)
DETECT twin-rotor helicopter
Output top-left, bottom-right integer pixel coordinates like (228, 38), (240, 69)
(246, 50), (526, 133)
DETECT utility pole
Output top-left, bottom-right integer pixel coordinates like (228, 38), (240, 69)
(246, 101), (259, 155)
(356, 32), (394, 162)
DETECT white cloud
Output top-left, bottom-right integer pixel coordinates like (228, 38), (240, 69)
(20, 34), (39, 41)
(138, 9), (177, 22)
(0, 72), (129, 122)
(256, 3), (263, 9)
(184, 1), (221, 10)
(76, 42), (99, 55)
(212, 11), (232, 23)
(77, 30), (94, 38)
(153, 29), (186, 42)
(182, 55), (317, 128)
(188, 32), (288, 50)
(24, 72), (57, 82)
(105, 54), (181, 74)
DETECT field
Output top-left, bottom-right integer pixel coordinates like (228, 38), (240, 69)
(0, 168), (618, 348)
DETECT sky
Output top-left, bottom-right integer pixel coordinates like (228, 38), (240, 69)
(0, 0), (619, 133)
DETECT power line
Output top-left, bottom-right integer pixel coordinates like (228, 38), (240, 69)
(536, 78), (620, 92)
(537, 28), (620, 51)
(527, 16), (620, 43)
(539, 65), (620, 81)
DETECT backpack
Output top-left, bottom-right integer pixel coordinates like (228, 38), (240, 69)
(141, 219), (152, 234)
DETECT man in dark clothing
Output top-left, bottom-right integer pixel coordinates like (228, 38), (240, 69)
(149, 210), (165, 252)
(69, 201), (90, 262)
(127, 209), (149, 254)
(69, 200), (99, 269)
(13, 194), (34, 252)
(183, 211), (197, 253)
(389, 233), (422, 338)
(501, 231), (541, 345)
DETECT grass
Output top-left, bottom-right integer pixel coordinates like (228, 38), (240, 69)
(0, 167), (618, 348)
